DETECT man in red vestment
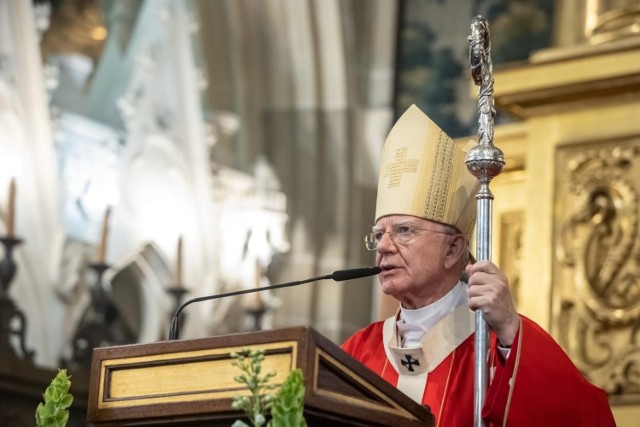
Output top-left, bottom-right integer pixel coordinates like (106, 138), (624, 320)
(342, 105), (615, 426)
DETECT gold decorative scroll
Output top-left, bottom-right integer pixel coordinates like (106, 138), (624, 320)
(554, 136), (640, 404)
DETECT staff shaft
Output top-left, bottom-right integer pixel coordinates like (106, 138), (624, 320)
(466, 15), (504, 427)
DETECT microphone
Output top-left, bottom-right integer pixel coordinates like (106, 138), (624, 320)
(168, 266), (381, 340)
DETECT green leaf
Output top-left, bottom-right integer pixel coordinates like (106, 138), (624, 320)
(60, 395), (73, 409)
(269, 369), (306, 427)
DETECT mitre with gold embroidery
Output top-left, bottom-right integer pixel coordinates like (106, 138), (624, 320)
(375, 104), (478, 241)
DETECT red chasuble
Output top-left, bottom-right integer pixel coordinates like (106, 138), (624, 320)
(342, 314), (615, 427)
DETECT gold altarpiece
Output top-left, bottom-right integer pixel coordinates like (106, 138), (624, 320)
(485, 19), (640, 426)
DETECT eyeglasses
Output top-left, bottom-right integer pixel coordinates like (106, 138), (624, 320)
(364, 224), (455, 251)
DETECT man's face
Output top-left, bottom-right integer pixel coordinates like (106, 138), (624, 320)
(373, 215), (458, 308)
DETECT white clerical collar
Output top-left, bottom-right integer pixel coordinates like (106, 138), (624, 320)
(397, 281), (467, 348)
(382, 291), (476, 403)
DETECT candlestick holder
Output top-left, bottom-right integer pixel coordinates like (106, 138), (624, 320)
(0, 236), (22, 296)
(0, 236), (34, 362)
(66, 262), (114, 370)
(87, 262), (112, 318)
(245, 305), (267, 332)
(166, 285), (188, 338)
(244, 291), (267, 332)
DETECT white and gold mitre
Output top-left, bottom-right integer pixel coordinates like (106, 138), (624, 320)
(375, 104), (478, 240)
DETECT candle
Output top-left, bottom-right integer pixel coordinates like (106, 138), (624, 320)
(6, 178), (15, 237)
(97, 207), (111, 264)
(175, 235), (183, 285)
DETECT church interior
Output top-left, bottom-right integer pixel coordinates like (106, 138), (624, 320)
(1, 0), (640, 425)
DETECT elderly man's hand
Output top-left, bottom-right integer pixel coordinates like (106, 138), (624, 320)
(465, 260), (520, 346)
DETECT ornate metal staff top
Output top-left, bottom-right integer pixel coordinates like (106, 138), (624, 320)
(466, 16), (504, 427)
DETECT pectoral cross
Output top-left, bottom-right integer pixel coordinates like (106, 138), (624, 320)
(401, 354), (420, 372)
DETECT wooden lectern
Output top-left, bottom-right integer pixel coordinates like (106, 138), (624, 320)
(87, 327), (434, 426)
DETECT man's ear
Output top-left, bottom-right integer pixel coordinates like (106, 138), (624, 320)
(444, 234), (467, 270)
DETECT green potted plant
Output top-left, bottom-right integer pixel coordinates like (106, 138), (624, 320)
(35, 369), (73, 427)
(231, 348), (307, 427)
